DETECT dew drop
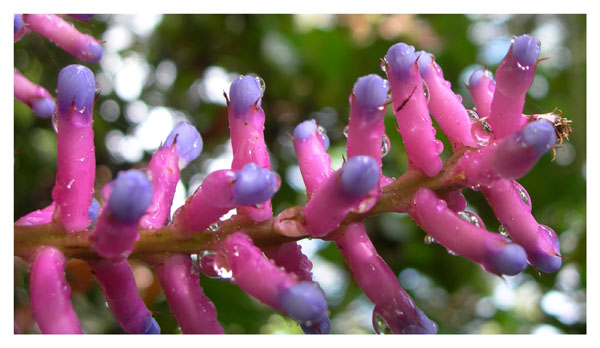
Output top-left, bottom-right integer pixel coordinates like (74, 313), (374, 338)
(498, 225), (509, 238)
(342, 125), (349, 139)
(385, 90), (393, 104)
(447, 249), (458, 256)
(380, 57), (388, 73)
(434, 139), (444, 154)
(455, 93), (463, 103)
(381, 134), (391, 157)
(467, 109), (479, 122)
(457, 211), (482, 228)
(516, 187), (530, 206)
(350, 196), (377, 214)
(255, 76), (266, 94)
(422, 81), (430, 103)
(372, 312), (392, 334)
(470, 119), (492, 146)
(424, 235), (436, 245)
(213, 252), (233, 279)
(104, 301), (110, 308)
(209, 222), (219, 232)
(66, 179), (75, 189)
(317, 125), (327, 135)
(52, 109), (59, 134)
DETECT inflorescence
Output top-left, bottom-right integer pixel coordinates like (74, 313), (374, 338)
(14, 14), (571, 334)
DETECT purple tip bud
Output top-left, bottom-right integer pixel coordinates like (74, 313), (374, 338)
(531, 225), (562, 273)
(415, 50), (433, 76)
(493, 120), (556, 179)
(339, 156), (379, 198)
(301, 316), (331, 334)
(468, 68), (494, 87)
(385, 43), (416, 76)
(31, 98), (56, 118)
(294, 120), (317, 140)
(519, 120), (557, 156)
(88, 198), (100, 223)
(108, 170), (153, 223)
(14, 14), (23, 33)
(85, 41), (103, 63)
(57, 64), (96, 115)
(233, 163), (278, 206)
(67, 14), (95, 21)
(353, 74), (389, 110)
(140, 316), (161, 334)
(486, 243), (528, 276)
(401, 310), (438, 334)
(229, 75), (262, 114)
(320, 132), (330, 150)
(531, 252), (562, 274)
(163, 122), (203, 166)
(280, 281), (328, 324)
(512, 34), (540, 67)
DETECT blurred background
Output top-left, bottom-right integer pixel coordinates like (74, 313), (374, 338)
(14, 14), (586, 334)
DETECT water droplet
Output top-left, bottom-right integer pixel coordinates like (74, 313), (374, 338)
(381, 134), (391, 157)
(470, 119), (492, 146)
(380, 57), (388, 73)
(467, 109), (479, 122)
(104, 301), (110, 308)
(317, 125), (327, 135)
(52, 109), (59, 134)
(422, 81), (430, 103)
(385, 90), (393, 104)
(372, 312), (392, 334)
(498, 225), (509, 237)
(255, 76), (266, 94)
(424, 235), (436, 245)
(455, 94), (463, 103)
(447, 249), (458, 256)
(342, 125), (349, 139)
(66, 179), (75, 189)
(209, 222), (219, 232)
(516, 187), (530, 206)
(350, 196), (377, 214)
(457, 211), (482, 228)
(434, 139), (444, 154)
(213, 251), (233, 279)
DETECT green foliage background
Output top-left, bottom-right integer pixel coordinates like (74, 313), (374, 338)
(14, 14), (586, 334)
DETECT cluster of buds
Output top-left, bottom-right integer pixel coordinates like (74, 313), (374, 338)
(14, 14), (571, 334)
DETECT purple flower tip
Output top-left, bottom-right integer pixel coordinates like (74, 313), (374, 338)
(468, 68), (494, 87)
(280, 281), (328, 324)
(67, 14), (95, 21)
(31, 98), (56, 118)
(512, 34), (540, 67)
(233, 163), (278, 206)
(531, 252), (562, 274)
(14, 14), (23, 33)
(301, 316), (331, 334)
(416, 50), (434, 76)
(339, 156), (379, 198)
(486, 243), (528, 276)
(385, 43), (416, 76)
(163, 122), (203, 166)
(401, 310), (438, 334)
(108, 170), (153, 223)
(57, 64), (96, 115)
(140, 316), (161, 334)
(353, 74), (389, 110)
(518, 120), (556, 157)
(229, 75), (263, 114)
(86, 41), (104, 63)
(321, 132), (330, 150)
(293, 119), (317, 140)
(88, 198), (100, 223)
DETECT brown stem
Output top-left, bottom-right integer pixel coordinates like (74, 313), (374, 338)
(14, 149), (468, 261)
